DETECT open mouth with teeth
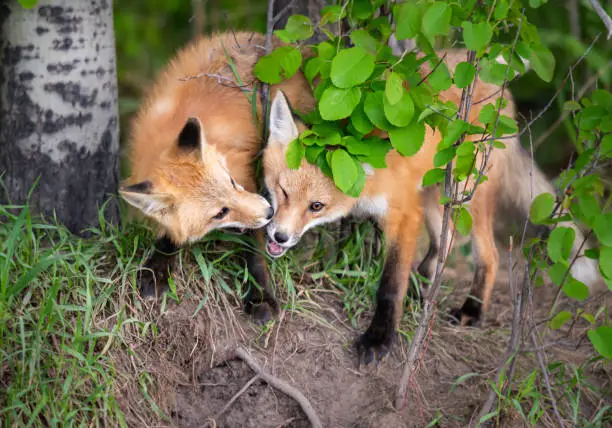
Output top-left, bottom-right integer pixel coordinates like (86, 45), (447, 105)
(266, 239), (288, 258)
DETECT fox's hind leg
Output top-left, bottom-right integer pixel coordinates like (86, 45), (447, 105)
(357, 203), (422, 365)
(415, 186), (454, 291)
(451, 182), (499, 326)
(138, 233), (179, 298)
(243, 229), (280, 325)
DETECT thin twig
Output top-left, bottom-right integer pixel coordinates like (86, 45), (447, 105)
(534, 61), (612, 148)
(519, 33), (601, 137)
(179, 72), (253, 91)
(214, 375), (260, 420)
(260, 0), (276, 143)
(235, 347), (323, 428)
(475, 245), (527, 427)
(588, 0), (612, 39)
(416, 53), (449, 86)
(272, 0), (297, 25)
(531, 331), (566, 427)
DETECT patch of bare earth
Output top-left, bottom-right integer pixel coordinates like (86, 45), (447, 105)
(112, 245), (611, 427)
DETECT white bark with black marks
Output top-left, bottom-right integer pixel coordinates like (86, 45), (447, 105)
(0, 0), (119, 234)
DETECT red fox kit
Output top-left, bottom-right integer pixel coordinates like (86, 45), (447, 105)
(263, 81), (598, 363)
(120, 32), (314, 322)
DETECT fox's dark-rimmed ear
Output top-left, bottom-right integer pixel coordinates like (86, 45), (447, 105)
(178, 117), (208, 152)
(269, 90), (298, 145)
(119, 180), (174, 217)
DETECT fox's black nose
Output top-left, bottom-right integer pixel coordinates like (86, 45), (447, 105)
(266, 207), (274, 220)
(274, 232), (288, 243)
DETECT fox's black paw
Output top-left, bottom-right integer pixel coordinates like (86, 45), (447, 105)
(448, 307), (481, 326)
(137, 261), (170, 299)
(355, 328), (395, 367)
(244, 295), (279, 325)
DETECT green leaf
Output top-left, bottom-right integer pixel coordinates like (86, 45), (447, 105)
(454, 62), (477, 89)
(549, 262), (569, 286)
(455, 207), (472, 236)
(345, 159), (367, 197)
(350, 102), (374, 135)
(305, 145), (325, 164)
(254, 46), (302, 84)
(364, 91), (393, 131)
(494, 0), (509, 19)
(600, 246), (612, 280)
(395, 2), (423, 40)
(529, 0), (548, 8)
(457, 141), (475, 156)
(530, 44), (555, 83)
(331, 149), (358, 193)
(383, 90), (415, 127)
(563, 279), (589, 301)
(389, 121), (426, 156)
(351, 0), (374, 20)
(547, 227), (576, 263)
(434, 147), (456, 167)
(442, 119), (469, 148)
(254, 55), (282, 84)
(601, 134), (612, 158)
(385, 72), (404, 105)
(422, 3), (451, 38)
(320, 5), (345, 25)
(331, 47), (375, 88)
(428, 61), (452, 91)
(316, 151), (333, 178)
(588, 326), (612, 359)
(478, 104), (496, 125)
(286, 139), (304, 169)
(282, 15), (313, 41)
(594, 214), (612, 247)
(422, 168), (446, 187)
(316, 41), (336, 60)
(304, 57), (322, 84)
(319, 87), (362, 120)
(529, 193), (555, 224)
(582, 313), (596, 324)
(550, 310), (572, 330)
(18, 0), (38, 8)
(461, 21), (492, 52)
(479, 58), (507, 85)
(351, 29), (378, 54)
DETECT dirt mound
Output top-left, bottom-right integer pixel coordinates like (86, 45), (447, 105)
(112, 247), (611, 427)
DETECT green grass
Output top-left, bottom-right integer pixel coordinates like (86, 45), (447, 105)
(0, 202), (140, 426)
(1, 200), (610, 427)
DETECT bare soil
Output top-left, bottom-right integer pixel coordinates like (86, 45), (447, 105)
(113, 243), (611, 428)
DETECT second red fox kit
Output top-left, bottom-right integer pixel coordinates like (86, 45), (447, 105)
(263, 77), (599, 363)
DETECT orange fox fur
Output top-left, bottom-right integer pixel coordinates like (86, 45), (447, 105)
(119, 32), (314, 321)
(263, 50), (599, 363)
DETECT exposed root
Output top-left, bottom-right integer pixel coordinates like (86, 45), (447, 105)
(235, 347), (323, 428)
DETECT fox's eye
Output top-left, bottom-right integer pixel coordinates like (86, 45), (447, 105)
(279, 184), (288, 200)
(230, 177), (237, 189)
(309, 202), (325, 212)
(213, 207), (229, 220)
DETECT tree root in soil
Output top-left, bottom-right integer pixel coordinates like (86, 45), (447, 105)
(207, 347), (323, 428)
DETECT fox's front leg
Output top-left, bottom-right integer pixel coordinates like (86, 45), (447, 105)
(138, 234), (178, 298)
(357, 207), (421, 365)
(243, 229), (280, 325)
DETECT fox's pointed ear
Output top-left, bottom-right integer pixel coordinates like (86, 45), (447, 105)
(178, 117), (208, 152)
(269, 90), (298, 145)
(119, 181), (174, 217)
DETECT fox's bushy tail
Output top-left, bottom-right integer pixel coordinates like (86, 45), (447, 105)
(499, 139), (600, 288)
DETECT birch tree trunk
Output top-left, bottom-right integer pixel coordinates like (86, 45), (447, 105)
(0, 0), (119, 234)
